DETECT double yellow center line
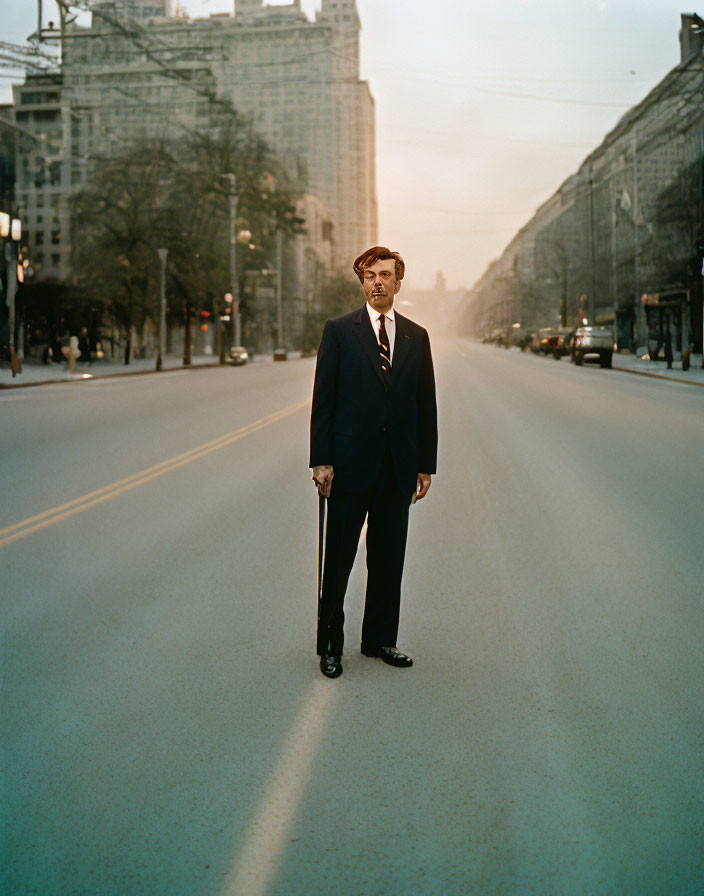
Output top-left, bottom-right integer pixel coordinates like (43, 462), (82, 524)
(0, 400), (308, 549)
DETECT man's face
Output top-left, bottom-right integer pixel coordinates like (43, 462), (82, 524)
(361, 258), (401, 313)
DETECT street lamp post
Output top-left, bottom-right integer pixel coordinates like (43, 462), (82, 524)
(2, 213), (22, 376)
(274, 227), (286, 360)
(699, 125), (704, 367)
(222, 173), (241, 347)
(588, 172), (597, 325)
(157, 247), (168, 371)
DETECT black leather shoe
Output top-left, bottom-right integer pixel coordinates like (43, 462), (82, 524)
(361, 644), (413, 667)
(320, 653), (343, 678)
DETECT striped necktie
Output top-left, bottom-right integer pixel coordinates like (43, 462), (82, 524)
(378, 313), (392, 375)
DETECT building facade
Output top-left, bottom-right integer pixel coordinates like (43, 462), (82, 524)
(461, 14), (704, 357)
(9, 75), (64, 281)
(57, 0), (375, 271)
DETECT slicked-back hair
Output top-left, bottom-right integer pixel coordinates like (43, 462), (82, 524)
(353, 246), (405, 284)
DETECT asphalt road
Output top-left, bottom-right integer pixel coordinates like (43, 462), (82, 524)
(2, 341), (703, 895)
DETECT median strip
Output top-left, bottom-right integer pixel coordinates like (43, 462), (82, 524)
(0, 400), (308, 549)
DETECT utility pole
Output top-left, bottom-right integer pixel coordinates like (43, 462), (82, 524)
(609, 178), (618, 331)
(275, 227), (286, 360)
(157, 248), (167, 371)
(632, 130), (643, 352)
(222, 173), (240, 347)
(5, 241), (18, 373)
(700, 127), (704, 366)
(588, 172), (597, 325)
(2, 215), (22, 376)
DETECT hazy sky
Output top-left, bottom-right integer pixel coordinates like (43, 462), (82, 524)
(1, 0), (694, 289)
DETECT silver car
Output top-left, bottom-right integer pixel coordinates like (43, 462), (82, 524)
(571, 327), (614, 368)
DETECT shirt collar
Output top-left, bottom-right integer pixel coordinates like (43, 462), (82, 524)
(366, 301), (395, 323)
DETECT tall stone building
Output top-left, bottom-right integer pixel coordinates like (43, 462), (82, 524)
(92, 0), (175, 19)
(460, 13), (704, 357)
(10, 75), (64, 280)
(57, 0), (376, 270)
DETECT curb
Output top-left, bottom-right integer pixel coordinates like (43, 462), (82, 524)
(612, 365), (704, 389)
(0, 362), (221, 390)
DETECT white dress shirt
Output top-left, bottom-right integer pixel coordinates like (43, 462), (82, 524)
(366, 302), (396, 362)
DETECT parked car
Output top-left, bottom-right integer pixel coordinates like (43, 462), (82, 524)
(507, 326), (530, 350)
(570, 326), (614, 368)
(553, 327), (573, 359)
(481, 329), (505, 345)
(534, 327), (571, 359)
(537, 327), (558, 356)
(227, 345), (249, 366)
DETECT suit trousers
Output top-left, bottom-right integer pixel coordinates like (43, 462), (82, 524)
(317, 449), (413, 656)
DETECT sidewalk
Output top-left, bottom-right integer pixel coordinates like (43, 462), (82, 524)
(612, 351), (704, 387)
(0, 353), (219, 389)
(0, 350), (305, 389)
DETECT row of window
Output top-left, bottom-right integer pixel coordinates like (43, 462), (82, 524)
(19, 92), (60, 106)
(22, 229), (61, 246)
(18, 192), (61, 209)
(25, 249), (61, 268)
(17, 164), (62, 189)
(15, 110), (61, 123)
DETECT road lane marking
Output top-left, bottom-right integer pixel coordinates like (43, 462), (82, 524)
(223, 680), (335, 896)
(0, 400), (308, 549)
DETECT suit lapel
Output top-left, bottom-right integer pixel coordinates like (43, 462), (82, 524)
(352, 304), (387, 387)
(391, 312), (415, 381)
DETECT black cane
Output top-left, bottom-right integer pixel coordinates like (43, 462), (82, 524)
(317, 493), (327, 628)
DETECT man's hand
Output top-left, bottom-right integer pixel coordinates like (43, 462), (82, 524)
(312, 465), (334, 498)
(416, 473), (432, 501)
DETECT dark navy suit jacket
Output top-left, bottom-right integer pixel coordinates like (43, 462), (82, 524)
(310, 304), (438, 494)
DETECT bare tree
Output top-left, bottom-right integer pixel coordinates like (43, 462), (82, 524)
(69, 119), (304, 359)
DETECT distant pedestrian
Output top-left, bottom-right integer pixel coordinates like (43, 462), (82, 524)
(664, 318), (673, 370)
(310, 246), (438, 679)
(60, 330), (80, 374)
(78, 327), (91, 365)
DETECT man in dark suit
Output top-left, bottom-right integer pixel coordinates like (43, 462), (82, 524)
(310, 246), (438, 679)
